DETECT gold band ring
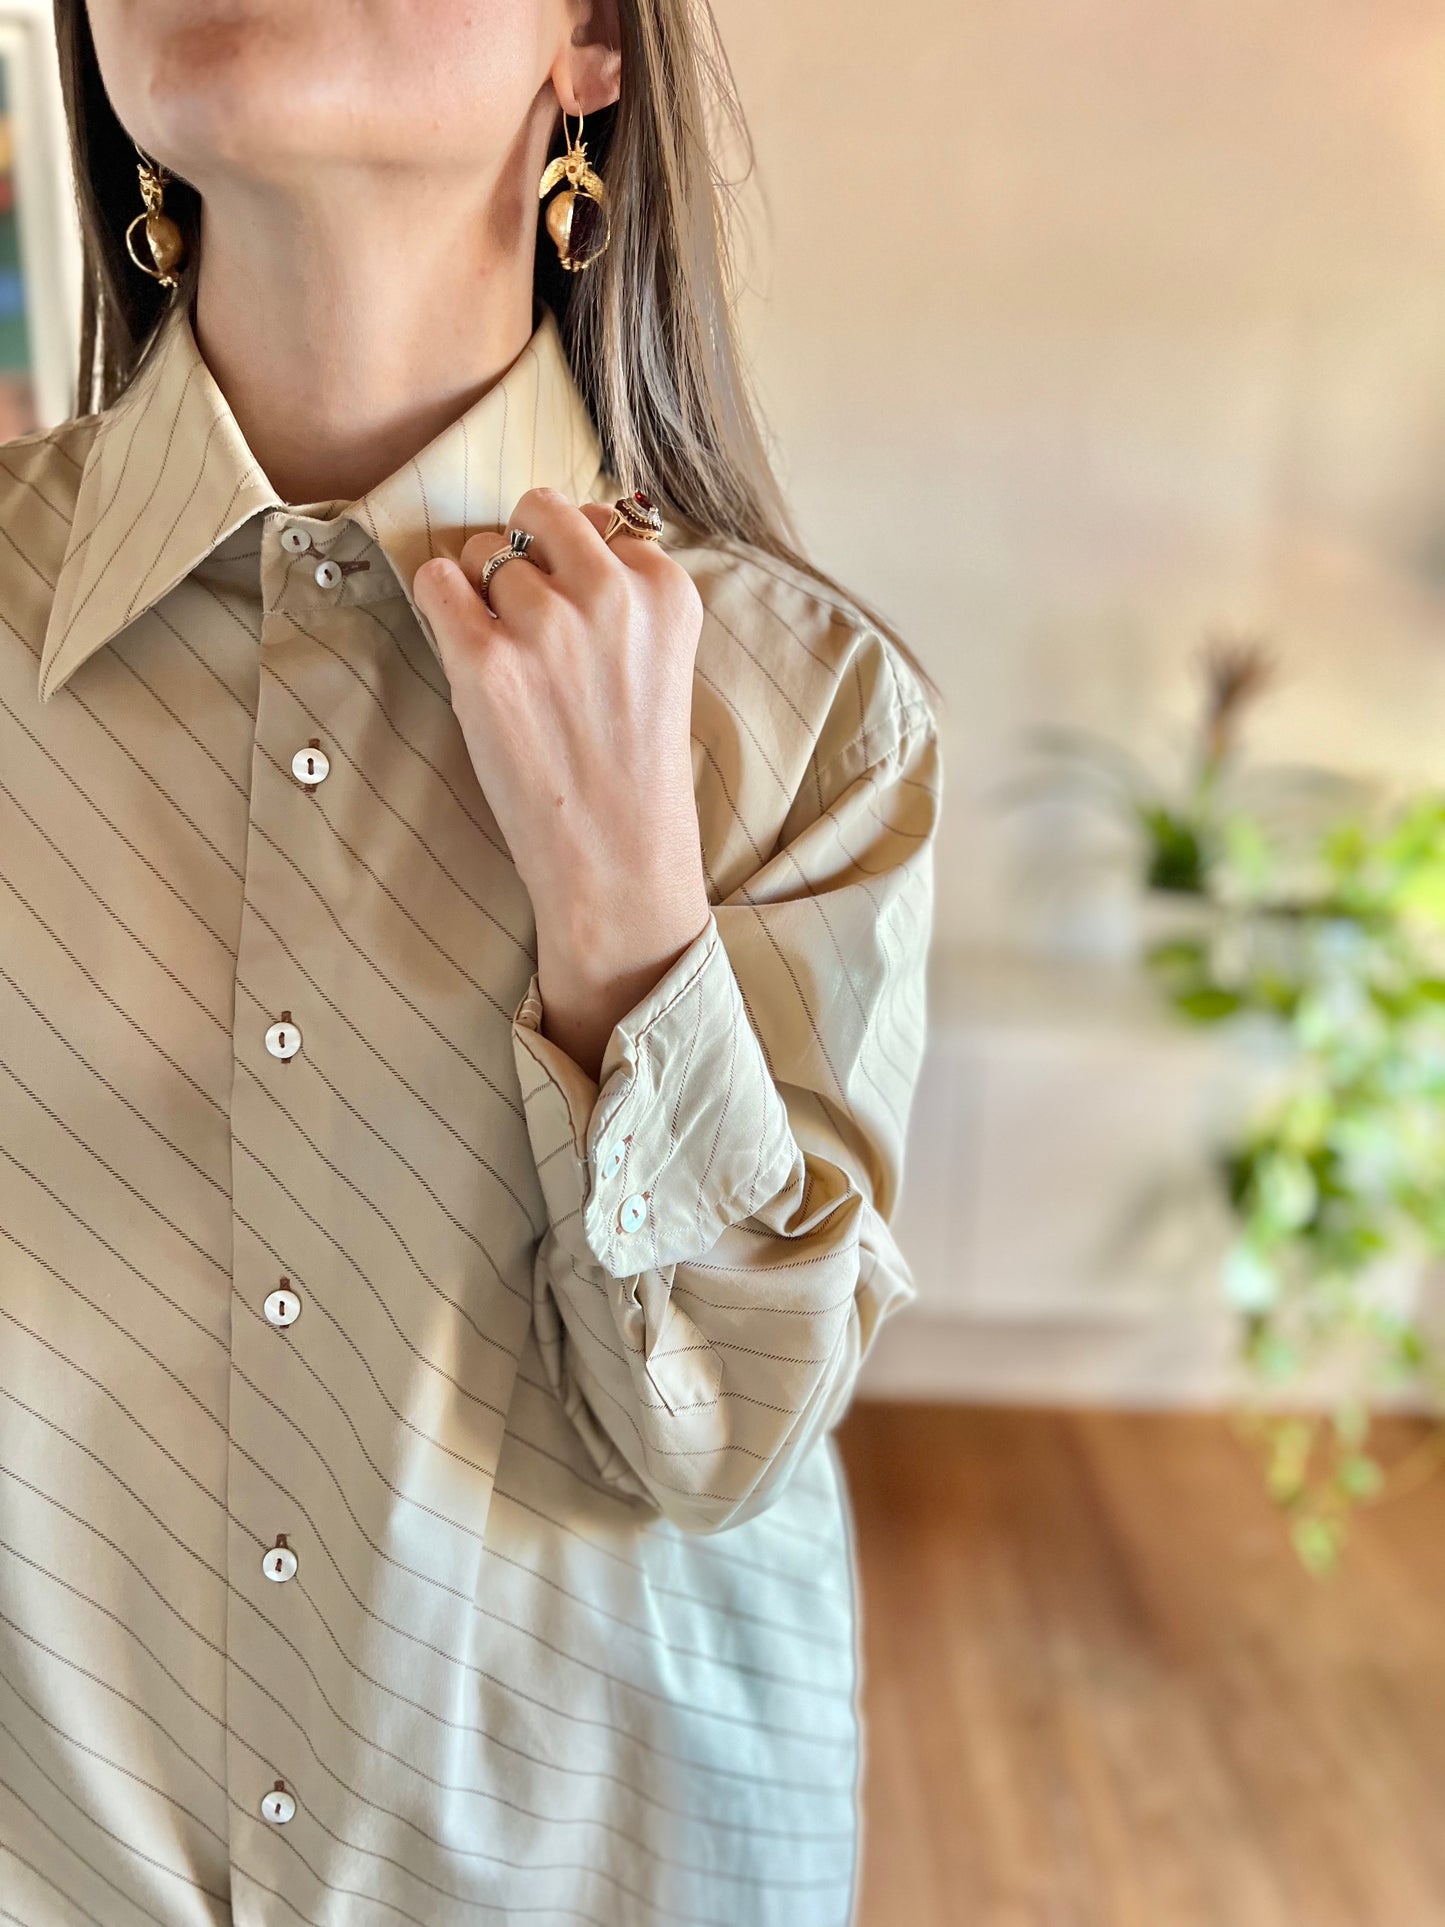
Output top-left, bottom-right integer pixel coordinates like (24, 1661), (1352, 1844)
(602, 490), (664, 545)
(480, 529), (537, 616)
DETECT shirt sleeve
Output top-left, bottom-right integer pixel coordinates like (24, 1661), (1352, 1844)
(510, 655), (942, 1534)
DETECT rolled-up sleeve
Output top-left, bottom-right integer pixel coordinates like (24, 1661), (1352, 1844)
(511, 668), (942, 1533)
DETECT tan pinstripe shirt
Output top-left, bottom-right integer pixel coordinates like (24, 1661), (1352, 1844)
(0, 293), (941, 1926)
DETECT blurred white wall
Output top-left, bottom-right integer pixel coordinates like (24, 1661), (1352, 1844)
(724, 2), (1445, 1396)
(726, 0), (1445, 957)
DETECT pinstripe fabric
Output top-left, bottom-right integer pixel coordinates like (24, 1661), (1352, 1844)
(0, 292), (942, 1926)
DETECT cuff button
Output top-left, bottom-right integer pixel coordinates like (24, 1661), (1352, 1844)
(618, 1192), (648, 1233)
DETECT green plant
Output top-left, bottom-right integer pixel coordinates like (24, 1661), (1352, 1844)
(1149, 792), (1445, 1571)
(1003, 634), (1445, 1571)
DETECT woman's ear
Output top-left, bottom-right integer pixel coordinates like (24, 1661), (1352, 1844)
(552, 0), (622, 118)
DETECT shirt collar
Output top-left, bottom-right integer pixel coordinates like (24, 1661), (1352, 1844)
(38, 297), (605, 704)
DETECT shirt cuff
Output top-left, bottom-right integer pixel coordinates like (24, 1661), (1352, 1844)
(511, 908), (797, 1278)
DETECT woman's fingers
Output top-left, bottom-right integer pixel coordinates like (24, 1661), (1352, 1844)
(577, 502), (615, 547)
(510, 485), (616, 579)
(450, 487), (674, 631)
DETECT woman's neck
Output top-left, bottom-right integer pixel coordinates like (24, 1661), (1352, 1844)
(188, 160), (539, 507)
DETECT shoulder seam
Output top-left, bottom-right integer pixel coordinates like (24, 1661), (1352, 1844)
(811, 694), (938, 795)
(708, 536), (880, 637)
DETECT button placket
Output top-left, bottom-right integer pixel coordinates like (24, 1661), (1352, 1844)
(243, 512), (359, 1851)
(261, 654), (315, 1835)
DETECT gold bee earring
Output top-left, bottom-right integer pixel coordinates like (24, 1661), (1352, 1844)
(538, 111), (609, 273)
(125, 137), (186, 288)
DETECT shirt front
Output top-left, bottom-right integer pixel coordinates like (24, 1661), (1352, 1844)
(0, 294), (942, 1925)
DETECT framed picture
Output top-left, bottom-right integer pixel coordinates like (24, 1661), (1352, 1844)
(0, 3), (82, 432)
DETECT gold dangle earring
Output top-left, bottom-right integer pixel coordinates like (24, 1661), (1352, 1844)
(538, 111), (610, 273)
(124, 137), (186, 288)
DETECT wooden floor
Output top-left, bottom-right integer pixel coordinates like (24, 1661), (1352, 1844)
(834, 1404), (1445, 1927)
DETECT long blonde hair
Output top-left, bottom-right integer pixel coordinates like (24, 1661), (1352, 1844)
(51, 0), (941, 704)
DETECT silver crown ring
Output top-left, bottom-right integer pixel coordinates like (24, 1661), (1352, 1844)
(479, 528), (538, 616)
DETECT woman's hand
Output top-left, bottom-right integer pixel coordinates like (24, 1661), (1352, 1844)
(411, 485), (712, 1081)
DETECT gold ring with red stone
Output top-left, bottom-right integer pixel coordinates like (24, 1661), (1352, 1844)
(602, 491), (664, 545)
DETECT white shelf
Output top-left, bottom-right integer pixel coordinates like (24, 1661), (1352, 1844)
(872, 943), (1276, 1399)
